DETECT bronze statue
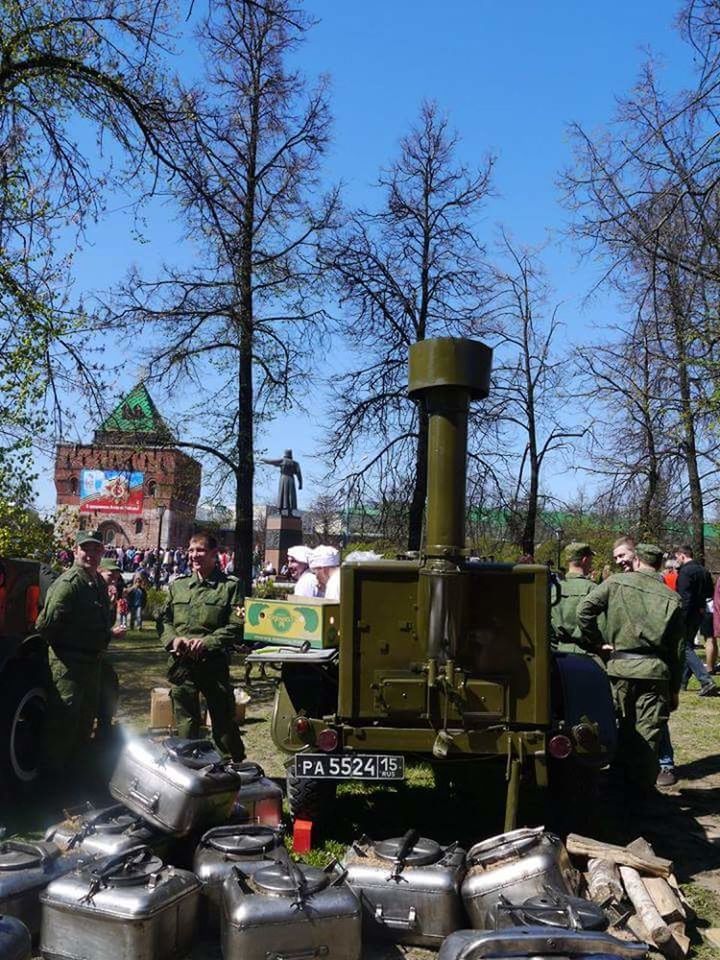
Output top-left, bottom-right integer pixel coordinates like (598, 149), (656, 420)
(261, 449), (302, 515)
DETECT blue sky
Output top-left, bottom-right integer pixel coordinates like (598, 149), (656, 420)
(34, 0), (696, 514)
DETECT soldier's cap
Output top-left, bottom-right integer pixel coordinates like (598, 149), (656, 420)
(99, 557), (121, 571)
(636, 543), (664, 566)
(564, 542), (595, 562)
(74, 530), (104, 547)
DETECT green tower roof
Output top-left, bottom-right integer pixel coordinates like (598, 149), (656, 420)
(94, 383), (175, 445)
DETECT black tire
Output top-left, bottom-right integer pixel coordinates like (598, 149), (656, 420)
(0, 659), (48, 794)
(286, 771), (337, 822)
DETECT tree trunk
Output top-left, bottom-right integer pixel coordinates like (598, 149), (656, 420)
(234, 322), (254, 597)
(408, 403), (428, 550)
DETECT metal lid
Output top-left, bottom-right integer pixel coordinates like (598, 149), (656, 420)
(92, 812), (139, 834)
(206, 827), (278, 856)
(0, 840), (56, 871)
(252, 862), (327, 897)
(225, 761), (263, 784)
(164, 738), (222, 769)
(89, 852), (165, 887)
(520, 893), (607, 931)
(468, 827), (546, 866)
(373, 836), (442, 865)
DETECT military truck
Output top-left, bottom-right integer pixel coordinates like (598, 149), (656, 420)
(0, 557), (53, 795)
(246, 337), (616, 828)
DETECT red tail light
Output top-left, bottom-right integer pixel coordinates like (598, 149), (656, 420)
(293, 716), (310, 735)
(316, 728), (339, 752)
(548, 734), (573, 760)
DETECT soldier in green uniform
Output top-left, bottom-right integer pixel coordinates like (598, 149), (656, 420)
(36, 530), (121, 772)
(576, 543), (684, 792)
(97, 557), (124, 739)
(551, 542), (600, 654)
(160, 531), (245, 759)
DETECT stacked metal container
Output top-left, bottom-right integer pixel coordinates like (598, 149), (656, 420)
(110, 737), (281, 835)
(437, 927), (649, 960)
(221, 852), (362, 960)
(193, 824), (284, 928)
(343, 830), (466, 947)
(44, 804), (173, 860)
(39, 845), (200, 960)
(0, 839), (90, 942)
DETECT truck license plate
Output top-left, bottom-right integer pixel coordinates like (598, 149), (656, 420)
(293, 753), (405, 780)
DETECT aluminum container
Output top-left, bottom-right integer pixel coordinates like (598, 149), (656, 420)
(491, 889), (607, 931)
(436, 926), (648, 959)
(0, 915), (31, 960)
(39, 845), (200, 960)
(45, 804), (174, 860)
(343, 830), (466, 947)
(231, 772), (283, 828)
(109, 736), (266, 836)
(221, 855), (361, 960)
(461, 827), (577, 929)
(0, 840), (89, 941)
(193, 824), (284, 929)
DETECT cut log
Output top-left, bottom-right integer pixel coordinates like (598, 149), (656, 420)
(566, 834), (673, 877)
(619, 865), (672, 945)
(587, 857), (624, 905)
(643, 875), (686, 922)
(668, 921), (690, 956)
(626, 913), (652, 944)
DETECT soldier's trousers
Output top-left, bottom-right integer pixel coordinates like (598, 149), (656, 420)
(96, 655), (119, 734)
(610, 677), (670, 790)
(168, 654), (245, 760)
(44, 651), (101, 773)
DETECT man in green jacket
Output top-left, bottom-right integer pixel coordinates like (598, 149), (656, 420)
(552, 542), (600, 654)
(160, 531), (245, 759)
(577, 543), (684, 792)
(36, 530), (121, 772)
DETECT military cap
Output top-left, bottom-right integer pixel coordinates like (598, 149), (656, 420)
(99, 557), (121, 571)
(75, 529), (104, 546)
(635, 543), (664, 566)
(564, 542), (595, 563)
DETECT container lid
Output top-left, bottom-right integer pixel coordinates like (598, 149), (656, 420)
(252, 862), (327, 897)
(373, 836), (442, 865)
(92, 811), (139, 834)
(205, 826), (279, 856)
(468, 827), (546, 866)
(519, 893), (607, 931)
(88, 850), (165, 887)
(0, 840), (54, 871)
(163, 738), (223, 769)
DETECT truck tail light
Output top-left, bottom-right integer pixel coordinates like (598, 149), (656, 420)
(316, 728), (339, 752)
(548, 734), (573, 760)
(293, 716), (310, 736)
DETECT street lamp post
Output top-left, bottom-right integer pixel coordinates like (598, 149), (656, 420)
(155, 505), (166, 588)
(554, 526), (564, 570)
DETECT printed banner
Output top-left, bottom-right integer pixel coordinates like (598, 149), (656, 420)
(79, 469), (145, 514)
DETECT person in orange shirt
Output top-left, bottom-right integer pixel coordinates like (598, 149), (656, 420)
(663, 558), (679, 592)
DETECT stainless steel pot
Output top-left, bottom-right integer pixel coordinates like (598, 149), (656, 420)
(0, 915), (31, 960)
(45, 804), (173, 859)
(437, 927), (648, 959)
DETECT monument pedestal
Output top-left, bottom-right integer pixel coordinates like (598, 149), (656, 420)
(265, 513), (303, 573)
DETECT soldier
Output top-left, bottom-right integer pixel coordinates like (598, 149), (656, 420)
(551, 542), (599, 654)
(96, 557), (124, 740)
(577, 543), (684, 793)
(160, 531), (245, 759)
(36, 530), (122, 773)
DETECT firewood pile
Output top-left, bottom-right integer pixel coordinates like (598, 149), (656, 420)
(567, 834), (692, 958)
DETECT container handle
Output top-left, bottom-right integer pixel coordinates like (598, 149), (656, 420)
(128, 785), (160, 813)
(388, 828), (419, 880)
(0, 839), (52, 866)
(374, 905), (418, 930)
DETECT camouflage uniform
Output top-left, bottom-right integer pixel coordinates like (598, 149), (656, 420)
(159, 570), (245, 759)
(552, 572), (600, 655)
(36, 564), (112, 770)
(577, 557), (684, 789)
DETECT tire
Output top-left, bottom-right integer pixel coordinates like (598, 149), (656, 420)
(0, 659), (48, 794)
(286, 771), (337, 822)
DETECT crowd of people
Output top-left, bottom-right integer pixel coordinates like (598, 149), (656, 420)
(551, 536), (718, 796)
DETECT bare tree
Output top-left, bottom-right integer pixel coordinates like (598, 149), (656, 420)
(111, 0), (338, 593)
(323, 101), (495, 550)
(481, 237), (586, 556)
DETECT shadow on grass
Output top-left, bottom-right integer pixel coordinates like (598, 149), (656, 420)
(674, 753), (720, 782)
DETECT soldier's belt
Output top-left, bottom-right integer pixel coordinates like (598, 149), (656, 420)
(610, 651), (658, 660)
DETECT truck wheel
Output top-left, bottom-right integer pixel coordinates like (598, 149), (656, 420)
(0, 660), (48, 793)
(286, 772), (337, 822)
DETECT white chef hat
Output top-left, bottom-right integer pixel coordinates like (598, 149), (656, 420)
(308, 545), (341, 570)
(287, 545), (311, 565)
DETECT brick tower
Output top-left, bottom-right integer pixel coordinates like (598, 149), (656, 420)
(54, 384), (201, 549)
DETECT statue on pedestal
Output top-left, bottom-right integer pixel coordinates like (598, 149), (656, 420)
(261, 449), (302, 516)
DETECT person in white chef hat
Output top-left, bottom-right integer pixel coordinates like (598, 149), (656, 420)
(309, 545), (341, 600)
(287, 545), (318, 598)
